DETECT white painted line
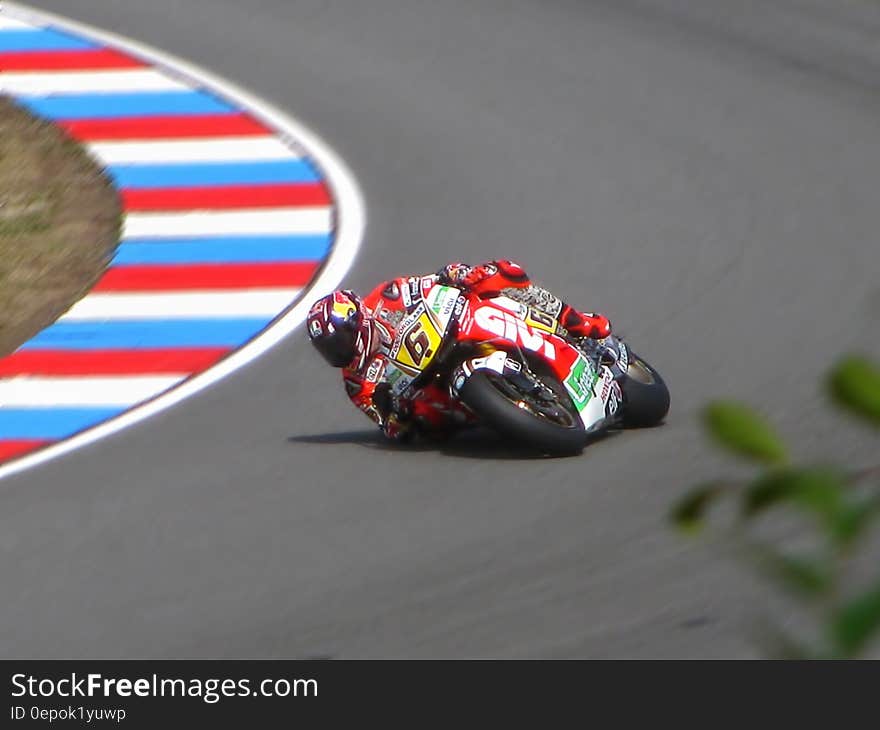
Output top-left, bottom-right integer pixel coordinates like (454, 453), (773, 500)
(89, 136), (300, 164)
(0, 69), (191, 95)
(61, 289), (304, 320)
(0, 16), (40, 29)
(122, 207), (333, 237)
(0, 375), (185, 407)
(0, 2), (366, 483)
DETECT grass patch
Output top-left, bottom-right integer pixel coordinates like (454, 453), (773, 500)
(0, 95), (121, 358)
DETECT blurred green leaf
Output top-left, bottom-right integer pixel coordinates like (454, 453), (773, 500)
(702, 401), (788, 465)
(675, 356), (880, 658)
(670, 482), (726, 533)
(828, 356), (880, 427)
(831, 495), (880, 549)
(746, 542), (831, 598)
(743, 467), (845, 530)
(830, 579), (880, 657)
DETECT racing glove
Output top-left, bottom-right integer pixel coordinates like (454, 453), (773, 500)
(437, 260), (529, 291)
(437, 262), (479, 287)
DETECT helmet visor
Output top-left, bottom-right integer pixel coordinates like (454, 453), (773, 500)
(312, 324), (359, 367)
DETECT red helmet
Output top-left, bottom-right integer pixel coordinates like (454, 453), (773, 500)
(307, 290), (370, 368)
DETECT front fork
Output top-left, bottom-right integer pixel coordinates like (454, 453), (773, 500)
(584, 335), (629, 425)
(449, 346), (576, 424)
(450, 348), (524, 398)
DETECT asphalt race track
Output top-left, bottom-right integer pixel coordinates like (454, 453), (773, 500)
(3, 0), (879, 658)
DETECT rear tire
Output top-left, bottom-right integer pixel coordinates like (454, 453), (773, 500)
(620, 355), (670, 427)
(458, 371), (586, 456)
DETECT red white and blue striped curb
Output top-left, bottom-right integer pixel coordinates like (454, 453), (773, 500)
(0, 3), (365, 477)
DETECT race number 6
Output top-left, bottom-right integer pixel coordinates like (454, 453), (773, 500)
(403, 324), (433, 365)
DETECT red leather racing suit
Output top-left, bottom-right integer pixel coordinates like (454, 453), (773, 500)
(342, 260), (612, 440)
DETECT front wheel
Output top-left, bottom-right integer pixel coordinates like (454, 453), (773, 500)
(619, 354), (670, 427)
(458, 370), (586, 456)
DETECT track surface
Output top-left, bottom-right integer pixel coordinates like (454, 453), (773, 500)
(3, 0), (879, 658)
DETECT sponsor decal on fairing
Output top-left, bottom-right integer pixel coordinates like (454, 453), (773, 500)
(471, 306), (557, 360)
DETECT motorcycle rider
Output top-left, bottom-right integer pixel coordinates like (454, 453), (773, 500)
(306, 260), (612, 441)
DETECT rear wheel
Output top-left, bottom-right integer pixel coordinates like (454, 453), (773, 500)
(620, 355), (670, 427)
(458, 370), (586, 455)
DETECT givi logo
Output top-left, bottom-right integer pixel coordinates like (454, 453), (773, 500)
(472, 306), (557, 360)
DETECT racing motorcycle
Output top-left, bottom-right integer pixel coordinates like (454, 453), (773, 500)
(385, 279), (670, 455)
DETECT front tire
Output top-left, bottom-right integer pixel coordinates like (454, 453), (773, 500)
(458, 371), (586, 456)
(620, 355), (670, 427)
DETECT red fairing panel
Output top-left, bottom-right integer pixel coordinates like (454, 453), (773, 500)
(457, 300), (579, 381)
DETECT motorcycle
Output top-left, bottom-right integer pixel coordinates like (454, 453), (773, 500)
(383, 279), (670, 455)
